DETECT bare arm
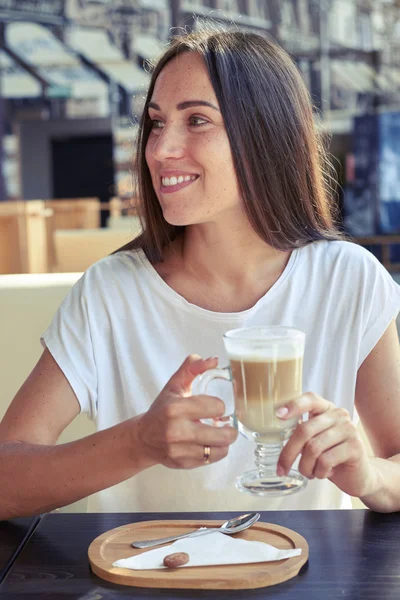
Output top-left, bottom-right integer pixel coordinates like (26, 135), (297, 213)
(355, 320), (400, 512)
(0, 351), (236, 520)
(0, 349), (154, 519)
(276, 320), (400, 513)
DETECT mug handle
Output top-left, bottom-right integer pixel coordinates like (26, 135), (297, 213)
(192, 366), (237, 428)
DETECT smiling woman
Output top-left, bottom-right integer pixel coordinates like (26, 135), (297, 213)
(120, 26), (344, 263)
(144, 52), (241, 230)
(1, 24), (400, 519)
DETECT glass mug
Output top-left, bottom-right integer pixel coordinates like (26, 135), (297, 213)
(193, 326), (307, 496)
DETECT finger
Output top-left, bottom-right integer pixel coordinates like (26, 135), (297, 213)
(297, 424), (350, 479)
(167, 443), (230, 469)
(165, 394), (226, 420)
(277, 392), (333, 421)
(278, 411), (337, 474)
(161, 405), (236, 446)
(278, 408), (350, 475)
(312, 427), (361, 480)
(191, 422), (238, 447)
(312, 440), (357, 479)
(167, 416), (237, 447)
(197, 444), (229, 466)
(167, 355), (218, 396)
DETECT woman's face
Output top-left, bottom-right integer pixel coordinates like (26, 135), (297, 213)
(145, 52), (242, 227)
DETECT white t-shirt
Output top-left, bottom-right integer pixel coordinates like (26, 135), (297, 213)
(41, 240), (400, 512)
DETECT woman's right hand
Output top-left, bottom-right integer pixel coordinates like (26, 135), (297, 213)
(136, 355), (238, 469)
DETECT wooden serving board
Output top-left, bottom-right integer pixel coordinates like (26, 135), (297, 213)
(88, 519), (309, 590)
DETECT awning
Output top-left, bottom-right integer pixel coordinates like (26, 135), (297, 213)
(331, 60), (377, 94)
(0, 50), (41, 98)
(66, 28), (150, 94)
(376, 66), (400, 90)
(0, 1), (64, 26)
(40, 65), (108, 100)
(331, 60), (400, 94)
(5, 21), (108, 100)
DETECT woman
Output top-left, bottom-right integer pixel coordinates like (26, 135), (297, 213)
(1, 27), (400, 518)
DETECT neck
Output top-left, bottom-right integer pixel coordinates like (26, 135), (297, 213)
(179, 222), (290, 287)
(155, 217), (293, 313)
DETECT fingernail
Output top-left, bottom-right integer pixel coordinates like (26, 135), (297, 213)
(276, 464), (285, 477)
(205, 356), (218, 361)
(276, 407), (289, 418)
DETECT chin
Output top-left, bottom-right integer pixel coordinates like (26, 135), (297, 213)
(164, 217), (194, 227)
(162, 208), (200, 227)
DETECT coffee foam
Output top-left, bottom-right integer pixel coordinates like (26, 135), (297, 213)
(227, 348), (303, 362)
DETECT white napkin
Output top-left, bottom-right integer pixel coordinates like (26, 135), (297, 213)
(113, 531), (301, 570)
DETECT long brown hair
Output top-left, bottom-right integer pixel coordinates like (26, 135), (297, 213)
(117, 25), (344, 263)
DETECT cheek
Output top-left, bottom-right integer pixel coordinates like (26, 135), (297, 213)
(206, 137), (236, 177)
(207, 131), (232, 159)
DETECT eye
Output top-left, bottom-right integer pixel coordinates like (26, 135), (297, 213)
(189, 116), (208, 127)
(150, 119), (164, 130)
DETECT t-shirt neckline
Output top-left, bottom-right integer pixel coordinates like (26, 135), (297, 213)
(134, 246), (299, 320)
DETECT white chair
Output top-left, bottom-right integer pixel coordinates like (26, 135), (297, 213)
(0, 272), (95, 512)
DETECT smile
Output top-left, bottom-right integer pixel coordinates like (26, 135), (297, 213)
(161, 175), (197, 187)
(160, 174), (198, 193)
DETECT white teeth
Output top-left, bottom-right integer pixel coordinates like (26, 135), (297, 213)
(161, 175), (197, 187)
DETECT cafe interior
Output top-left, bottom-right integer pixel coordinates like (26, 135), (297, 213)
(1, 1), (400, 597)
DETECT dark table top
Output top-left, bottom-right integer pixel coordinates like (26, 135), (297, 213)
(0, 516), (41, 584)
(0, 509), (399, 599)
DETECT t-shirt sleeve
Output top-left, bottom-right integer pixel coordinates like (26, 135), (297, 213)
(357, 251), (400, 367)
(40, 272), (97, 419)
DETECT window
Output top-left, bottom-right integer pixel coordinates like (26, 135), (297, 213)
(358, 12), (373, 51)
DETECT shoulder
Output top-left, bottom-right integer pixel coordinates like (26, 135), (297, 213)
(304, 239), (374, 260)
(62, 250), (146, 310)
(301, 239), (385, 276)
(298, 240), (400, 309)
(79, 250), (145, 287)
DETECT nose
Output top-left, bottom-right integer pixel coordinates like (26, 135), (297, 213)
(149, 123), (185, 162)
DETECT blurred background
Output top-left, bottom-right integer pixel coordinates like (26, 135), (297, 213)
(1, 0), (400, 274)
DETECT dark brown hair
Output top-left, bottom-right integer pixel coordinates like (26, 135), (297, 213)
(117, 25), (344, 262)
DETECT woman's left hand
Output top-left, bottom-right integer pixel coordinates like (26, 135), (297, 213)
(277, 393), (378, 498)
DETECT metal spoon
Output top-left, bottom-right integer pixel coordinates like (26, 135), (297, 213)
(131, 512), (260, 548)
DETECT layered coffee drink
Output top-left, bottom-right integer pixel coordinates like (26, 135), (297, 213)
(230, 352), (303, 444)
(194, 326), (307, 495)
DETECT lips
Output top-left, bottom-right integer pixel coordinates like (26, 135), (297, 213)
(159, 173), (199, 194)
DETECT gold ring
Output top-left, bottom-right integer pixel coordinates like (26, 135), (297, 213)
(203, 445), (211, 465)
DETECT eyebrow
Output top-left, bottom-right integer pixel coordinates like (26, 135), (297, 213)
(148, 100), (220, 112)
